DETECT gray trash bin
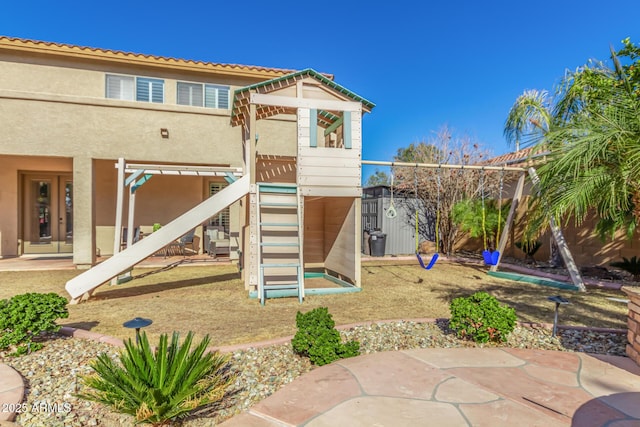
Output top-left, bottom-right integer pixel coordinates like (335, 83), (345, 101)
(369, 231), (387, 257)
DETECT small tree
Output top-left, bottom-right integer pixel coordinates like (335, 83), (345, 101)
(452, 198), (510, 251)
(365, 169), (391, 187)
(393, 125), (499, 255)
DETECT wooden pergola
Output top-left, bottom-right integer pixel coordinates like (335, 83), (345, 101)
(230, 68), (374, 129)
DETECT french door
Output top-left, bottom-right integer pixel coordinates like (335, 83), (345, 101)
(22, 174), (73, 254)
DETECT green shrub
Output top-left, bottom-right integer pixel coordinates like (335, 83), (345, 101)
(449, 292), (516, 343)
(0, 292), (69, 355)
(78, 331), (234, 426)
(291, 307), (359, 366)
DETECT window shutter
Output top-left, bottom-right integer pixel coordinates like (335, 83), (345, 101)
(309, 109), (318, 148)
(106, 75), (134, 100)
(205, 84), (230, 109)
(217, 86), (229, 109)
(136, 78), (164, 103)
(151, 80), (164, 103)
(343, 111), (352, 149)
(177, 82), (203, 106)
(209, 183), (230, 232)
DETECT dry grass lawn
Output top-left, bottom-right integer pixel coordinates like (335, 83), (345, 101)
(0, 259), (629, 346)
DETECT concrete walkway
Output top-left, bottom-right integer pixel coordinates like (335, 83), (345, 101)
(220, 348), (640, 427)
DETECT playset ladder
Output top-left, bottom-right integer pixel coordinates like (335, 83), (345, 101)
(256, 183), (304, 304)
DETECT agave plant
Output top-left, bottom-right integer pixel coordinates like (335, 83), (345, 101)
(78, 331), (235, 426)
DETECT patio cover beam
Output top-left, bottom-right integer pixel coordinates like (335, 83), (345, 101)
(250, 93), (362, 113)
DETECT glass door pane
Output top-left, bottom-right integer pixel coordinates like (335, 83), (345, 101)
(58, 176), (73, 252)
(33, 180), (52, 244)
(22, 174), (73, 254)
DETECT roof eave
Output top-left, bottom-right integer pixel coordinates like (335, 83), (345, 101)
(0, 36), (297, 80)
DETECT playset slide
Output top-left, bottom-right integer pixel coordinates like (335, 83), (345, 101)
(65, 175), (250, 303)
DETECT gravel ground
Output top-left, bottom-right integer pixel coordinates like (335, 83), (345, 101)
(2, 320), (628, 426)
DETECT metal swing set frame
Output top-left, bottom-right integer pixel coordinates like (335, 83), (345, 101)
(361, 160), (586, 291)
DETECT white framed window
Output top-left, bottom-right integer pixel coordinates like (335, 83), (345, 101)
(106, 74), (164, 103)
(177, 82), (230, 109)
(209, 183), (230, 232)
(136, 77), (164, 103)
(106, 75), (134, 100)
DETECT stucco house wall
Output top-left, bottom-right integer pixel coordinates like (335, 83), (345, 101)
(0, 37), (300, 264)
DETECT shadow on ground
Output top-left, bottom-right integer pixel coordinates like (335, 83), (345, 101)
(89, 273), (240, 301)
(61, 321), (100, 330)
(572, 392), (640, 426)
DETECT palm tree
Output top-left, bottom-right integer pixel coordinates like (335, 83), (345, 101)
(503, 89), (553, 151)
(504, 41), (640, 239)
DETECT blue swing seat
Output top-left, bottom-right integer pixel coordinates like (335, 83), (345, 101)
(416, 252), (439, 270)
(482, 249), (500, 266)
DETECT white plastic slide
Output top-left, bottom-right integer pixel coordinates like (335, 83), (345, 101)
(65, 175), (250, 302)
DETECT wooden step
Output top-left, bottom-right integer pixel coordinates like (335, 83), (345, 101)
(258, 183), (297, 194)
(264, 284), (301, 290)
(259, 202), (297, 207)
(260, 262), (300, 268)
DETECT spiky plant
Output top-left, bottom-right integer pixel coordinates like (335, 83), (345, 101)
(78, 331), (235, 426)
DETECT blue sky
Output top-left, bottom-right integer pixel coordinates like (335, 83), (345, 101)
(3, 1), (639, 180)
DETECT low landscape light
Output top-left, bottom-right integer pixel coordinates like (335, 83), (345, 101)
(547, 295), (569, 337)
(123, 317), (153, 344)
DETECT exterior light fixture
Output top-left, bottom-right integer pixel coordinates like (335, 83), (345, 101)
(160, 128), (169, 138)
(547, 295), (569, 337)
(123, 317), (153, 344)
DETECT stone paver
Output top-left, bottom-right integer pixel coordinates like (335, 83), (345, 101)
(503, 347), (581, 371)
(4, 343), (640, 426)
(435, 377), (500, 403)
(248, 363), (361, 426)
(336, 351), (452, 399)
(220, 348), (640, 426)
(460, 399), (570, 427)
(306, 397), (467, 427)
(404, 347), (525, 369)
(0, 365), (24, 422)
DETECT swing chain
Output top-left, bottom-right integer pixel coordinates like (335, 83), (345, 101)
(435, 167), (441, 253)
(414, 167), (419, 252)
(386, 170), (397, 219)
(480, 168), (488, 251)
(496, 168), (504, 243)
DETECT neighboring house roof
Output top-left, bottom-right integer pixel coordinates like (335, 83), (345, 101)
(0, 36), (309, 80)
(484, 146), (550, 168)
(231, 68), (375, 127)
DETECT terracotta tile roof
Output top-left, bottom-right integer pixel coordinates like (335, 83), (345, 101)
(484, 146), (548, 167)
(0, 36), (320, 80)
(231, 68), (374, 127)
